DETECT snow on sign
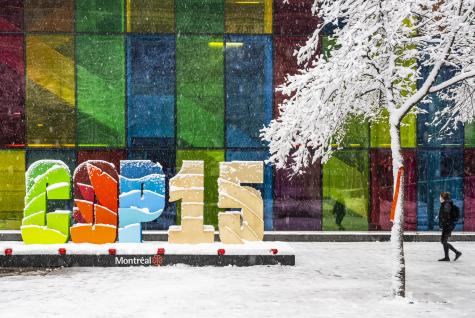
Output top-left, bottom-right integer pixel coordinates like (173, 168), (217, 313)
(20, 159), (264, 245)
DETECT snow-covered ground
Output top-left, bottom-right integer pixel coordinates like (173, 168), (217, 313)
(0, 242), (474, 317)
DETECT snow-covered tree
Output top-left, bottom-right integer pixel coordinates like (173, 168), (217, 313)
(262, 0), (475, 297)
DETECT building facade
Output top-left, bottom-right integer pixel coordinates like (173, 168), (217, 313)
(0, 0), (474, 232)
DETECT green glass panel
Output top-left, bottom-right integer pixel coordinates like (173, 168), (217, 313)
(466, 122), (475, 147)
(0, 150), (25, 229)
(322, 150), (369, 230)
(176, 150), (225, 227)
(77, 35), (125, 147)
(371, 110), (416, 148)
(177, 35), (224, 148)
(336, 117), (369, 148)
(225, 0), (272, 34)
(76, 0), (124, 32)
(26, 35), (75, 147)
(176, 0), (224, 34)
(127, 0), (174, 33)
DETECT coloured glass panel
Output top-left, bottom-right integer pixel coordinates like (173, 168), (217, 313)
(176, 36), (224, 148)
(0, 150), (25, 229)
(371, 111), (417, 148)
(225, 35), (272, 148)
(77, 150), (126, 174)
(127, 35), (175, 148)
(25, 0), (74, 32)
(127, 0), (174, 33)
(176, 150), (224, 227)
(77, 35), (125, 147)
(464, 149), (475, 231)
(417, 149), (464, 230)
(0, 35), (24, 146)
(27, 149), (76, 175)
(273, 36), (306, 116)
(370, 149), (417, 230)
(225, 0), (272, 34)
(26, 35), (75, 147)
(0, 0), (23, 31)
(417, 66), (464, 147)
(76, 0), (124, 33)
(176, 0), (224, 34)
(323, 150), (369, 230)
(466, 123), (475, 147)
(127, 149), (176, 230)
(226, 150), (273, 230)
(273, 0), (319, 36)
(273, 162), (322, 231)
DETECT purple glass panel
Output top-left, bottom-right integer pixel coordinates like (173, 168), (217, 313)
(274, 0), (320, 36)
(0, 35), (25, 146)
(370, 149), (417, 231)
(273, 162), (322, 231)
(0, 0), (23, 31)
(464, 149), (475, 231)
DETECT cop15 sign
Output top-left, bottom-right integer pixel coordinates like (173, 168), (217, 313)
(21, 160), (264, 245)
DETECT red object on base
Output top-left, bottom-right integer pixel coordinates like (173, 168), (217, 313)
(157, 248), (165, 255)
(217, 248), (225, 256)
(108, 248), (116, 255)
(271, 248), (278, 255)
(4, 248), (12, 256)
(58, 248), (67, 255)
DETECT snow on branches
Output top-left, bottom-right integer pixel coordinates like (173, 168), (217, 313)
(261, 0), (475, 173)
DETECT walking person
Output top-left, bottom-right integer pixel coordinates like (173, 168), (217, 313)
(438, 192), (462, 262)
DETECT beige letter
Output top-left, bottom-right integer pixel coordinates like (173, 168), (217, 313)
(168, 161), (214, 244)
(218, 161), (264, 244)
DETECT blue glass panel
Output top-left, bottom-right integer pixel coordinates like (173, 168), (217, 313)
(226, 150), (273, 230)
(417, 66), (464, 146)
(127, 149), (176, 230)
(225, 35), (272, 148)
(417, 149), (464, 230)
(127, 35), (175, 148)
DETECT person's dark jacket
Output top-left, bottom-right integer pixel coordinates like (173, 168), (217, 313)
(439, 200), (454, 230)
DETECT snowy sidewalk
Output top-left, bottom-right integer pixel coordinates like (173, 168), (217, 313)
(0, 242), (474, 317)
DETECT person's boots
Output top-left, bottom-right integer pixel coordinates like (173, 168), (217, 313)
(439, 245), (450, 261)
(454, 251), (462, 261)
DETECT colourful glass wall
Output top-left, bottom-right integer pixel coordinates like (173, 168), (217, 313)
(0, 1), (473, 232)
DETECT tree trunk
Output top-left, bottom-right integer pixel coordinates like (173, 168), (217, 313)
(389, 118), (406, 297)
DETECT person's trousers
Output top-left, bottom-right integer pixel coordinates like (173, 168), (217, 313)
(441, 227), (458, 257)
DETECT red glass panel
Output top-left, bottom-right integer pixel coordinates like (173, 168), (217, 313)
(77, 150), (126, 174)
(274, 0), (320, 36)
(0, 0), (23, 31)
(0, 35), (25, 146)
(464, 149), (475, 231)
(370, 149), (417, 230)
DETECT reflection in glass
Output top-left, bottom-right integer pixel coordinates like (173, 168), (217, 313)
(77, 35), (125, 147)
(464, 150), (475, 231)
(76, 0), (124, 33)
(25, 0), (74, 32)
(225, 0), (272, 34)
(417, 149), (464, 230)
(176, 36), (224, 148)
(0, 35), (24, 146)
(26, 35), (75, 147)
(127, 35), (175, 148)
(370, 149), (417, 230)
(225, 35), (272, 148)
(127, 0), (174, 33)
(0, 151), (25, 229)
(176, 0), (224, 34)
(323, 150), (369, 230)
